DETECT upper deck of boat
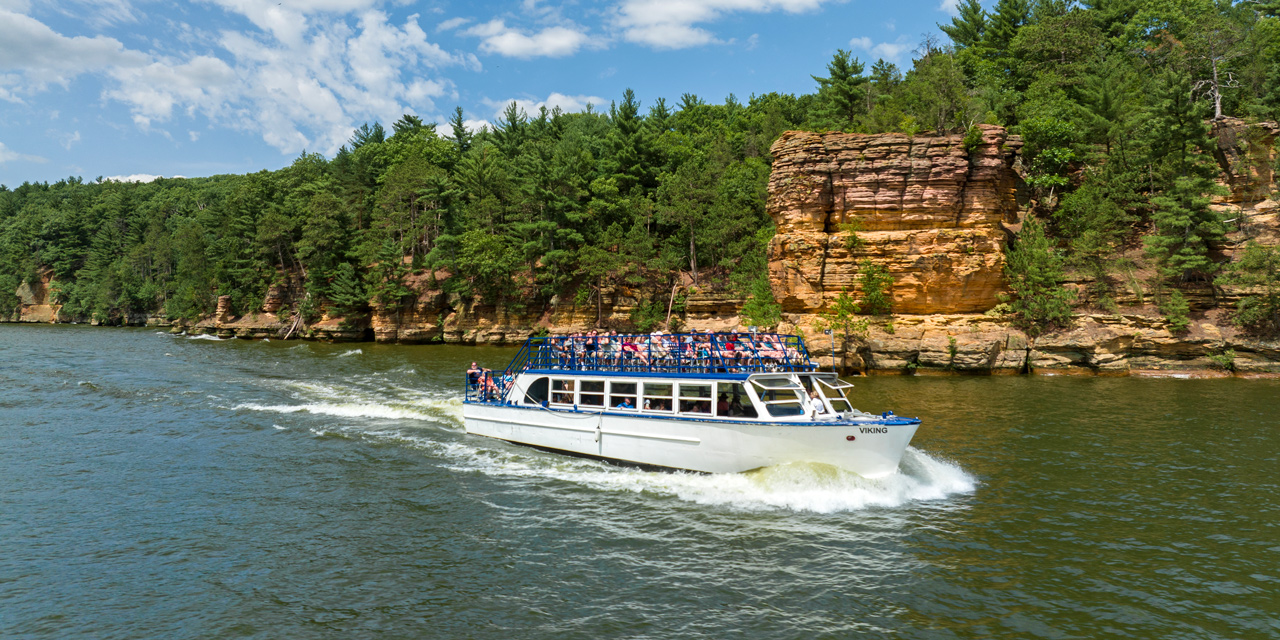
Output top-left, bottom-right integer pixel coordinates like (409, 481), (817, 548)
(504, 331), (815, 377)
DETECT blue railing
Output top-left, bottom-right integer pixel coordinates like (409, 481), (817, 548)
(502, 332), (813, 376)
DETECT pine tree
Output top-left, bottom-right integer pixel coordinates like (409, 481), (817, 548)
(984, 0), (1032, 54)
(939, 0), (987, 49)
(448, 106), (472, 159)
(608, 88), (654, 194)
(493, 102), (527, 157)
(326, 261), (367, 319)
(811, 49), (868, 130)
(1005, 218), (1074, 335)
(1143, 68), (1227, 281)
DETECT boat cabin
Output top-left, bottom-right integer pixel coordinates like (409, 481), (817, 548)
(466, 332), (863, 422)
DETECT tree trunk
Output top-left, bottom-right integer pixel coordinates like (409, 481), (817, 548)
(689, 229), (698, 284)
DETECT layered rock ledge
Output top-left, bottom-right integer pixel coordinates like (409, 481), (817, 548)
(766, 126), (1021, 315)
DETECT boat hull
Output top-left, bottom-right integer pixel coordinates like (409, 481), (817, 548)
(463, 404), (919, 478)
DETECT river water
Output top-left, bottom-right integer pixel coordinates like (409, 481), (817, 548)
(1, 324), (1276, 639)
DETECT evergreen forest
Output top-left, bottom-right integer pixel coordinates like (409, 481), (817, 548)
(2, 0), (1279, 335)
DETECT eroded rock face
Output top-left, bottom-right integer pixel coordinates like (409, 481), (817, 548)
(767, 126), (1021, 315)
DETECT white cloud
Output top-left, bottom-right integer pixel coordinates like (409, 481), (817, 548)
(0, 8), (148, 95)
(464, 19), (592, 58)
(0, 141), (47, 164)
(59, 130), (81, 150)
(0, 0), (31, 12)
(0, 3), (519, 160)
(95, 8), (474, 155)
(745, 33), (759, 50)
(484, 92), (607, 121)
(103, 173), (187, 183)
(938, 0), (960, 16)
(58, 0), (139, 27)
(436, 16), (471, 32)
(850, 35), (912, 63)
(614, 0), (837, 49)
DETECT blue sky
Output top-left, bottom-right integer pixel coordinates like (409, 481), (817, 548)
(0, 0), (961, 186)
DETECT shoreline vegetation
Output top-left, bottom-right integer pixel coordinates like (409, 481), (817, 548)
(4, 1), (1280, 375)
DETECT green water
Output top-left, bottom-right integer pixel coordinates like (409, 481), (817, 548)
(1, 324), (1276, 639)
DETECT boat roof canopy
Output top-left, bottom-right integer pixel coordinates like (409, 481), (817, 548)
(502, 331), (816, 376)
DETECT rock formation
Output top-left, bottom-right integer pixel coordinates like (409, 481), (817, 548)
(766, 125), (1021, 315)
(8, 123), (1280, 376)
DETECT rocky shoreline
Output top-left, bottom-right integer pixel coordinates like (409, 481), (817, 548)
(9, 297), (1278, 377)
(9, 123), (1278, 376)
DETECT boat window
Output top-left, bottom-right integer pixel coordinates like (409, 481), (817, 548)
(752, 383), (805, 417)
(642, 382), (673, 412)
(678, 383), (712, 415)
(551, 379), (576, 405)
(580, 380), (605, 407)
(609, 381), (638, 409)
(815, 378), (854, 413)
(716, 382), (757, 418)
(753, 377), (796, 388)
(525, 377), (549, 405)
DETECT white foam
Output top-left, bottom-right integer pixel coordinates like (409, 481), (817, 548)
(186, 334), (224, 341)
(442, 446), (974, 513)
(273, 424), (286, 430)
(234, 402), (436, 421)
(336, 349), (362, 357)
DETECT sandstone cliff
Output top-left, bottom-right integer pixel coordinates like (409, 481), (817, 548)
(766, 126), (1021, 315)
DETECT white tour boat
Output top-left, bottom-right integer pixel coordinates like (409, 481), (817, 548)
(462, 332), (921, 478)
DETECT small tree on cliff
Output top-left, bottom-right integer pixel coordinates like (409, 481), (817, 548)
(817, 288), (870, 372)
(1005, 218), (1074, 336)
(1218, 241), (1280, 335)
(1143, 67), (1227, 282)
(858, 260), (895, 315)
(740, 275), (782, 329)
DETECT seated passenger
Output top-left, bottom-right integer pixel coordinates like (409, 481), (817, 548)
(615, 398), (634, 409)
(809, 389), (826, 417)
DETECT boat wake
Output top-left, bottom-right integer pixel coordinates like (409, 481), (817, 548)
(231, 378), (464, 425)
(232, 380), (973, 513)
(436, 444), (975, 513)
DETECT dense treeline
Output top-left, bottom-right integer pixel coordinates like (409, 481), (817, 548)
(2, 0), (1279, 334)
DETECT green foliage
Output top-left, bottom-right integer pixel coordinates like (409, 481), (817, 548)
(817, 288), (870, 371)
(1208, 348), (1237, 372)
(1018, 115), (1076, 191)
(1218, 242), (1280, 334)
(1160, 289), (1192, 333)
(838, 219), (866, 249)
(857, 260), (894, 315)
(327, 262), (367, 318)
(740, 275), (782, 329)
(630, 297), (666, 332)
(962, 124), (985, 153)
(1005, 218), (1074, 335)
(939, 0), (987, 49)
(811, 49), (868, 131)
